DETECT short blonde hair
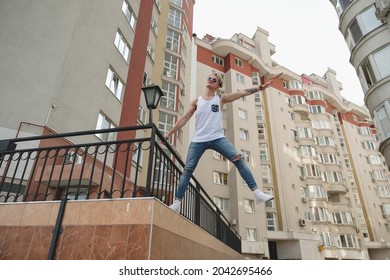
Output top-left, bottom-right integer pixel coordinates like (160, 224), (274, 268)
(211, 73), (223, 88)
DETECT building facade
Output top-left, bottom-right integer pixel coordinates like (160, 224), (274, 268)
(191, 27), (390, 259)
(329, 0), (390, 166)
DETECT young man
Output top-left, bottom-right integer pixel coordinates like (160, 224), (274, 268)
(165, 73), (274, 212)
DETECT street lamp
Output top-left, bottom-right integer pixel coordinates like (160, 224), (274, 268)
(141, 84), (164, 124)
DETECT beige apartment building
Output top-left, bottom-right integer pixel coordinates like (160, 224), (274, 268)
(1, 0), (389, 259)
(190, 27), (390, 259)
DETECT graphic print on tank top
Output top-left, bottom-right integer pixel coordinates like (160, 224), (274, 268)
(211, 104), (219, 112)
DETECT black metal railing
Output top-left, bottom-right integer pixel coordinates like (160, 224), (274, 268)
(0, 124), (241, 255)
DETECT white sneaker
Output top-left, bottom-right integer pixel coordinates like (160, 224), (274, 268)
(253, 189), (274, 204)
(169, 199), (181, 213)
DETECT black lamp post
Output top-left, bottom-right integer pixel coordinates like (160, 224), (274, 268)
(141, 84), (164, 124)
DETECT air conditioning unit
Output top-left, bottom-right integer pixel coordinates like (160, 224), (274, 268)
(355, 228), (360, 233)
(302, 197), (308, 203)
(294, 136), (300, 142)
(300, 176), (306, 180)
(231, 219), (237, 226)
(375, 0), (390, 19)
(372, 178), (377, 183)
(299, 219), (306, 226)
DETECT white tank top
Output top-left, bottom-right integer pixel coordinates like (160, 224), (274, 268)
(192, 95), (224, 142)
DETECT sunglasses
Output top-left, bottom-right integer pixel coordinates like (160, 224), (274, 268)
(207, 77), (217, 83)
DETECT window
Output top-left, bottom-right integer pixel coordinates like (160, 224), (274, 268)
(261, 164), (271, 184)
(318, 153), (339, 164)
(255, 106), (264, 121)
(348, 5), (381, 46)
(310, 105), (326, 114)
(213, 171), (227, 185)
(168, 7), (181, 29)
(244, 199), (255, 213)
(214, 196), (229, 212)
(163, 53), (179, 79)
(307, 91), (324, 100)
(158, 112), (175, 144)
(146, 42), (155, 60)
(239, 129), (249, 140)
(312, 207), (332, 222)
(245, 227), (257, 241)
(235, 73), (245, 84)
(361, 140), (376, 150)
(213, 151), (226, 161)
(252, 72), (260, 85)
(137, 106), (146, 123)
(378, 186), (390, 198)
(332, 212), (353, 225)
(371, 170), (387, 181)
(238, 108), (248, 119)
(161, 81), (177, 111)
(306, 185), (327, 200)
(338, 235), (359, 248)
(166, 29), (180, 53)
(312, 120), (331, 129)
(368, 155), (382, 165)
(297, 127), (313, 139)
(316, 136), (335, 146)
(322, 171), (343, 183)
(114, 30), (131, 62)
(375, 103), (390, 139)
(170, 0), (182, 7)
(241, 150), (250, 162)
(122, 1), (137, 29)
(302, 164), (321, 178)
(258, 123), (266, 139)
(299, 145), (317, 158)
(235, 58), (243, 67)
(290, 95), (305, 105)
(254, 92), (261, 103)
(105, 68), (124, 101)
(259, 143), (268, 161)
(95, 113), (117, 141)
(212, 55), (224, 66)
(266, 212), (276, 231)
(288, 80), (303, 90)
(373, 44), (390, 80)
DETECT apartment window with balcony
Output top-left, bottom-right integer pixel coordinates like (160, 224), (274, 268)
(375, 102), (390, 139)
(114, 30), (131, 63)
(368, 155), (382, 165)
(378, 186), (390, 198)
(348, 5), (382, 47)
(312, 207), (332, 222)
(322, 171), (343, 184)
(335, 0), (352, 16)
(163, 53), (179, 79)
(310, 105), (326, 114)
(266, 212), (276, 231)
(105, 67), (124, 101)
(214, 196), (229, 212)
(95, 112), (117, 142)
(213, 171), (227, 185)
(161, 81), (177, 111)
(261, 164), (271, 184)
(150, 18), (158, 35)
(332, 212), (353, 225)
(307, 91), (324, 100)
(316, 136), (335, 147)
(122, 1), (137, 29)
(254, 92), (262, 103)
(258, 124), (266, 139)
(255, 105), (264, 121)
(212, 55), (224, 66)
(168, 7), (181, 29)
(244, 199), (255, 213)
(358, 126), (372, 136)
(338, 235), (359, 248)
(302, 164), (321, 178)
(290, 95), (305, 105)
(259, 143), (268, 161)
(361, 140), (376, 150)
(312, 120), (331, 129)
(143, 72), (151, 86)
(252, 72), (260, 85)
(298, 127), (313, 139)
(288, 80), (303, 90)
(306, 185), (327, 200)
(245, 227), (257, 241)
(371, 170), (387, 181)
(166, 29), (180, 53)
(299, 145), (317, 158)
(318, 153), (339, 164)
(372, 44), (390, 79)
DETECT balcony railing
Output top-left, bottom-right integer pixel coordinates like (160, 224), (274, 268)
(0, 124), (241, 254)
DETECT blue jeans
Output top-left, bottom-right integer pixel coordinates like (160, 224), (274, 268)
(175, 137), (257, 199)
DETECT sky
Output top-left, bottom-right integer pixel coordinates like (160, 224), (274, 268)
(193, 0), (365, 106)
